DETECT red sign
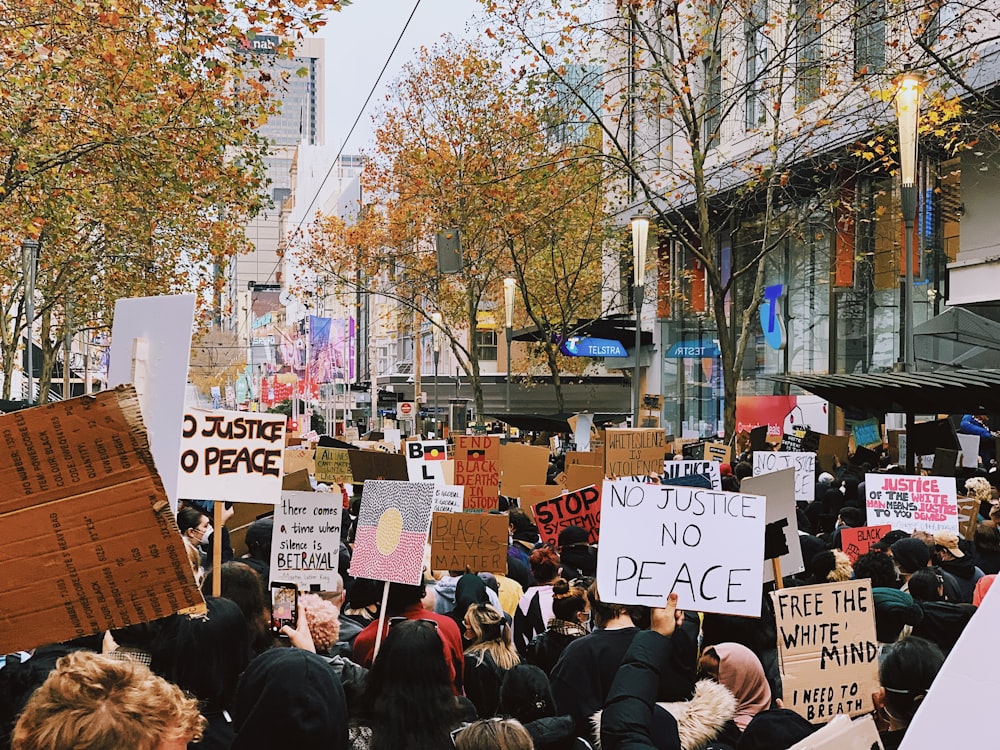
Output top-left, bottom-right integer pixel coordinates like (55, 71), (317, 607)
(399, 402), (413, 416)
(840, 525), (892, 564)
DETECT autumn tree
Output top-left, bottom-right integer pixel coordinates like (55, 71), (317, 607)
(485, 0), (1000, 440)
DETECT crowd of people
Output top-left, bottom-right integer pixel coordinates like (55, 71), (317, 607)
(0, 436), (996, 750)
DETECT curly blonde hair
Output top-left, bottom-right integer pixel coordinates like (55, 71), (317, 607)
(299, 592), (341, 654)
(964, 476), (994, 503)
(12, 651), (205, 750)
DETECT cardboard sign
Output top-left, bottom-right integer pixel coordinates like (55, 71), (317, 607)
(851, 419), (882, 449)
(532, 485), (601, 546)
(269, 491), (343, 590)
(865, 473), (958, 534)
(752, 451), (816, 502)
(839, 524), (892, 563)
(662, 460), (722, 490)
(315, 447), (353, 484)
(932, 448), (958, 476)
(956, 433), (981, 469)
(741, 468), (805, 582)
(432, 484), (465, 514)
(605, 428), (669, 477)
(788, 714), (884, 750)
(283, 448), (316, 477)
(703, 442), (731, 463)
(0, 388), (204, 653)
(406, 440), (448, 483)
(772, 580), (880, 723)
(817, 434), (849, 473)
(781, 433), (804, 452)
(499, 443), (550, 496)
(597, 480), (766, 616)
(350, 480), (435, 585)
(566, 462), (605, 492)
(957, 499), (979, 540)
(565, 451), (602, 468)
(178, 410), (286, 503)
(108, 294), (196, 511)
(454, 436), (500, 513)
(430, 511), (508, 573)
(680, 440), (707, 460)
(348, 449), (408, 483)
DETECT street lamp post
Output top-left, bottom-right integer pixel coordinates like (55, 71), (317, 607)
(432, 311), (442, 437)
(21, 239), (39, 403)
(631, 213), (649, 427)
(503, 277), (515, 414)
(895, 73), (921, 372)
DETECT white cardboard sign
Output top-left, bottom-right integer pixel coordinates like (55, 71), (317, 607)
(177, 409), (286, 503)
(405, 440), (448, 484)
(753, 451), (816, 502)
(864, 473), (958, 534)
(596, 479), (766, 617)
(432, 484), (465, 514)
(269, 491), (343, 590)
(740, 468), (805, 583)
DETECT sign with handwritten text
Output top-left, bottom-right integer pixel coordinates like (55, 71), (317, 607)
(865, 473), (958, 534)
(532, 485), (601, 546)
(753, 451), (816, 502)
(269, 491), (343, 590)
(605, 428), (669, 478)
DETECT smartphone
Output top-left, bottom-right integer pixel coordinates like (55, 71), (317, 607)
(270, 582), (298, 636)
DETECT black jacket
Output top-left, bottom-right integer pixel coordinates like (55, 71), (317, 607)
(525, 628), (584, 676)
(911, 601), (976, 654)
(524, 715), (593, 750)
(464, 650), (509, 719)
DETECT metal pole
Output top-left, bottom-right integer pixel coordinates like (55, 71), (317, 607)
(633, 285), (644, 427)
(506, 326), (512, 413)
(63, 299), (72, 400)
(433, 350), (439, 437)
(902, 185), (917, 371)
(22, 239), (38, 403)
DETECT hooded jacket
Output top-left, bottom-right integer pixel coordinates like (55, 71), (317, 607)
(911, 600), (977, 654)
(936, 555), (985, 603)
(232, 648), (348, 750)
(525, 715), (594, 750)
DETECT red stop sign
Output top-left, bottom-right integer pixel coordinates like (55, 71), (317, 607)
(399, 402), (412, 415)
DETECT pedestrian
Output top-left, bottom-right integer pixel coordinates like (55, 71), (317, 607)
(463, 603), (520, 718)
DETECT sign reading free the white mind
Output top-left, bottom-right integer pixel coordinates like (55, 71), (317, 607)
(865, 473), (958, 534)
(597, 479), (766, 617)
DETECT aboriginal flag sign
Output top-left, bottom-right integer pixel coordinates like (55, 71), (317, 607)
(350, 480), (435, 585)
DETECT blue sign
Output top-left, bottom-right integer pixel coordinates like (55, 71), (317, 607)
(665, 339), (720, 358)
(760, 284), (787, 350)
(559, 337), (628, 358)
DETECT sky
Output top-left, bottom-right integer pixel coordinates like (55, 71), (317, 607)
(315, 0), (484, 154)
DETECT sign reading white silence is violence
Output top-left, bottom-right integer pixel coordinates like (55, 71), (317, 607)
(596, 479), (766, 617)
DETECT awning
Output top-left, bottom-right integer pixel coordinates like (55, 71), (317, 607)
(511, 316), (654, 348)
(914, 306), (1000, 370)
(768, 369), (1000, 415)
(485, 412), (631, 433)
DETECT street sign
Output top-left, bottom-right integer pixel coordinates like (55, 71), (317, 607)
(559, 337), (627, 358)
(399, 401), (415, 416)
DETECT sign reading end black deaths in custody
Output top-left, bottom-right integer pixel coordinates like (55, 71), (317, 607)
(596, 479), (766, 617)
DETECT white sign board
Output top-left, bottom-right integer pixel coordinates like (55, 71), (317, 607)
(956, 433), (980, 469)
(741, 468), (805, 583)
(596, 479), (766, 617)
(406, 440), (448, 483)
(662, 460), (722, 490)
(177, 409), (286, 503)
(269, 491), (343, 590)
(864, 473), (958, 534)
(432, 484), (465, 514)
(753, 451), (816, 502)
(108, 294), (197, 510)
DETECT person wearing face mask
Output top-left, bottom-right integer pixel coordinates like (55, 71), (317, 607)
(524, 578), (590, 676)
(177, 506), (212, 585)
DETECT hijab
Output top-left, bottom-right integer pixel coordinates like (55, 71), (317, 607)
(710, 642), (771, 732)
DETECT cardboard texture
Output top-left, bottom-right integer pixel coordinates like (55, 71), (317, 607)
(453, 436), (500, 513)
(662, 460), (722, 490)
(0, 388), (204, 653)
(605, 428), (669, 477)
(597, 479), (766, 616)
(741, 469), (805, 582)
(499, 443), (550, 496)
(532, 485), (601, 546)
(283, 448), (316, 477)
(565, 451), (601, 468)
(282, 468), (313, 492)
(228, 503), (274, 558)
(839, 525), (892, 563)
(957, 499), (979, 540)
(703, 442), (731, 463)
(772, 580), (880, 723)
(519, 485), (556, 517)
(269, 491), (343, 590)
(565, 462), (606, 492)
(178, 409), (286, 503)
(315, 447), (353, 484)
(753, 451), (817, 502)
(430, 511), (508, 574)
(816, 434), (849, 473)
(865, 473), (958, 534)
(348, 450), (408, 483)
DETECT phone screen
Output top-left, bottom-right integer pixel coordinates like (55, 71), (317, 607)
(270, 583), (298, 634)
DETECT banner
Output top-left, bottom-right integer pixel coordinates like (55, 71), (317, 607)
(350, 480), (435, 585)
(772, 580), (880, 723)
(454, 436), (500, 513)
(308, 316), (355, 383)
(596, 480), (766, 616)
(269, 491), (343, 590)
(662, 460), (722, 490)
(532, 485), (601, 546)
(430, 511), (508, 573)
(865, 473), (958, 534)
(605, 428), (669, 477)
(177, 410), (286, 503)
(752, 451), (816, 502)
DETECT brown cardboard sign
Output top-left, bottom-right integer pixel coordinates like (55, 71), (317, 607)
(604, 428), (669, 477)
(348, 449), (408, 483)
(499, 443), (549, 496)
(315, 446), (353, 484)
(0, 387), (204, 653)
(703, 442), (731, 463)
(430, 511), (508, 574)
(532, 485), (601, 546)
(817, 434), (850, 472)
(519, 485), (556, 518)
(566, 462), (605, 492)
(283, 447), (316, 477)
(771, 580), (880, 724)
(454, 436), (500, 513)
(565, 451), (601, 468)
(282, 468), (313, 491)
(957, 499), (979, 540)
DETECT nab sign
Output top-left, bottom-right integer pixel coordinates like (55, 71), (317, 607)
(559, 337), (627, 358)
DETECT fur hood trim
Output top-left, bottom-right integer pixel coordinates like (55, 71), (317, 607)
(591, 680), (737, 750)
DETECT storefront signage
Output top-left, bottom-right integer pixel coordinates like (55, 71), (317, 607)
(559, 337), (627, 357)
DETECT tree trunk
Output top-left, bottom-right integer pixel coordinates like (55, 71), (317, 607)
(544, 344), (566, 413)
(37, 310), (56, 405)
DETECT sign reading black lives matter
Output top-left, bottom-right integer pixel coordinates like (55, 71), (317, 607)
(596, 479), (766, 617)
(178, 410), (286, 503)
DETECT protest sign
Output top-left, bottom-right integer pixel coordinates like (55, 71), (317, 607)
(532, 485), (601, 546)
(851, 419), (882, 449)
(519, 485), (556, 516)
(108, 294), (196, 511)
(348, 449), (408, 483)
(454, 436), (500, 513)
(566, 462), (605, 492)
(788, 714), (883, 750)
(956, 433), (980, 469)
(741, 468), (804, 582)
(430, 512), (508, 573)
(605, 428), (669, 477)
(432, 484), (465, 514)
(662, 460), (722, 490)
(499, 443), (549, 497)
(865, 473), (958, 534)
(0, 388), (204, 653)
(703, 442), (731, 463)
(957, 499), (979, 540)
(315, 446), (353, 484)
(177, 410), (286, 503)
(406, 440), (448, 483)
(840, 525), (891, 563)
(597, 480), (766, 616)
(681, 440), (707, 460)
(781, 433), (804, 452)
(269, 491), (343, 590)
(817, 434), (849, 473)
(753, 451), (816, 502)
(772, 580), (880, 723)
(350, 480), (435, 585)
(565, 451), (602, 468)
(283, 448), (316, 477)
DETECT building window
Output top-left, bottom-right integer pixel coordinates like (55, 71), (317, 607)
(854, 0), (885, 75)
(475, 329), (498, 361)
(745, 0), (769, 129)
(704, 56), (722, 148)
(796, 0), (823, 106)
